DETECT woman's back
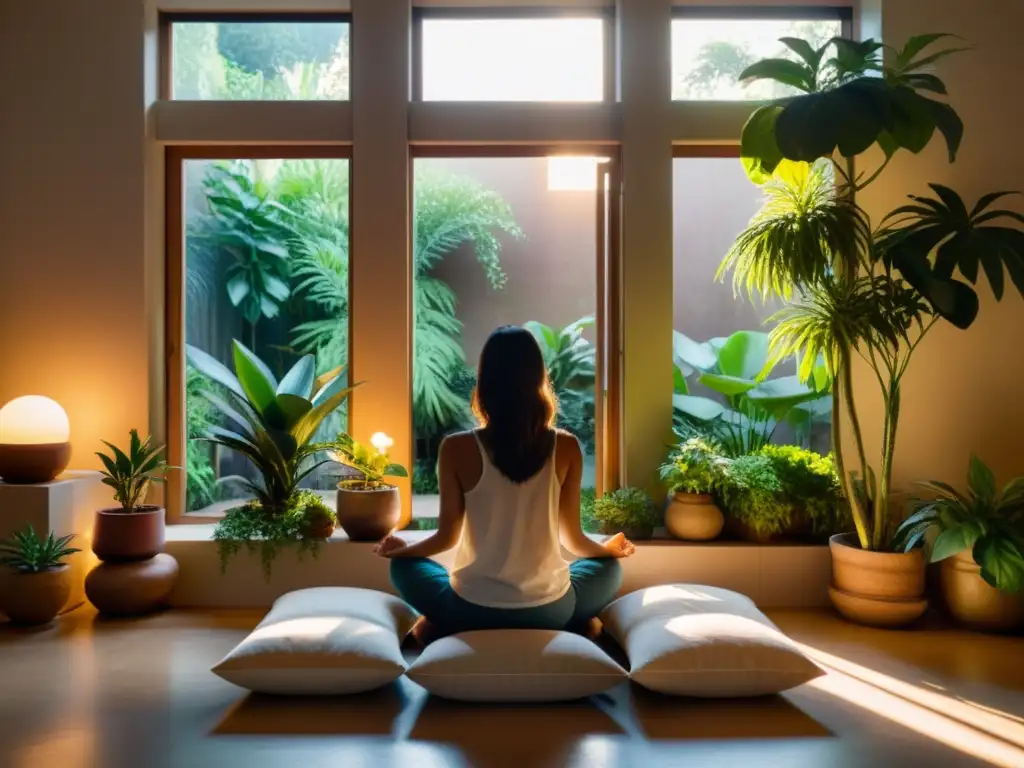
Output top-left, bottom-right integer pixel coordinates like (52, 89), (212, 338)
(449, 430), (571, 608)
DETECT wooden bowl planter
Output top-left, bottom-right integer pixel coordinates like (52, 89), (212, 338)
(0, 566), (71, 625)
(335, 482), (401, 542)
(828, 533), (928, 628)
(664, 493), (723, 541)
(92, 505), (165, 562)
(939, 551), (1024, 633)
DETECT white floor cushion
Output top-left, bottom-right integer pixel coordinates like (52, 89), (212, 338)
(212, 587), (418, 695)
(600, 584), (823, 697)
(407, 629), (627, 702)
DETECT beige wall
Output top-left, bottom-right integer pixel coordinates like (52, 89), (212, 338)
(853, 0), (1024, 490)
(0, 0), (150, 471)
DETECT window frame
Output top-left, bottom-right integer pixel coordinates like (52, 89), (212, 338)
(410, 6), (617, 103)
(164, 144), (354, 523)
(158, 11), (354, 101)
(669, 5), (854, 102)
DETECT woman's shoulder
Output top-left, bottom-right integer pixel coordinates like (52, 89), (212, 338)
(554, 429), (583, 459)
(439, 430), (480, 455)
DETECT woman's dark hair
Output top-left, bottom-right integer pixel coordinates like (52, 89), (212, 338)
(471, 326), (558, 483)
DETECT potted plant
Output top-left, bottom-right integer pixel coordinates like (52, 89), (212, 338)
(893, 456), (1024, 632)
(659, 437), (727, 541)
(593, 487), (660, 541)
(717, 454), (792, 544)
(93, 430), (173, 562)
(757, 445), (847, 541)
(328, 432), (409, 541)
(0, 526), (80, 625)
(719, 33), (1024, 626)
(187, 340), (358, 577)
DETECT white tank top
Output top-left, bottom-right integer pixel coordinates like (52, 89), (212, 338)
(449, 431), (572, 609)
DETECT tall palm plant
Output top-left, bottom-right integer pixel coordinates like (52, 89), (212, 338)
(723, 34), (1024, 551)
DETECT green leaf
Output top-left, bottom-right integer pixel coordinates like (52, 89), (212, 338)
(896, 34), (961, 68)
(277, 355), (315, 398)
(901, 73), (947, 95)
(226, 275), (251, 306)
(673, 364), (689, 396)
(673, 394), (727, 422)
(383, 463), (409, 478)
(232, 340), (278, 415)
(740, 105), (785, 184)
(967, 454), (997, 502)
(698, 373), (757, 398)
(974, 534), (1024, 593)
(185, 345), (245, 398)
(673, 331), (717, 373)
(717, 331), (770, 380)
(275, 393), (314, 427)
(779, 37), (824, 72)
(739, 58), (814, 93)
(930, 525), (973, 562)
(921, 98), (964, 162)
(263, 274), (290, 302)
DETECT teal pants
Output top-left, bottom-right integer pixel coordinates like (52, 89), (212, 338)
(390, 557), (622, 636)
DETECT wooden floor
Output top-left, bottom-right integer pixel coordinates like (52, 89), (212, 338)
(1, 608), (1022, 768)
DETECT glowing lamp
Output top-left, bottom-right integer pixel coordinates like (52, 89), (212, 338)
(370, 432), (394, 455)
(0, 396), (71, 484)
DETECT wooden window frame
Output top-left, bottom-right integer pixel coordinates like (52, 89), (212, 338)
(407, 144), (623, 496)
(158, 11), (354, 101)
(164, 145), (353, 524)
(411, 7), (617, 103)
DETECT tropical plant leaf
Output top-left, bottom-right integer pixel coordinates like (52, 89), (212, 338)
(974, 533), (1024, 593)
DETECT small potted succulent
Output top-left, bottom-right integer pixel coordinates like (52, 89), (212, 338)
(329, 432), (409, 541)
(0, 525), (80, 625)
(659, 437), (728, 541)
(893, 456), (1024, 632)
(718, 454), (791, 544)
(593, 487), (660, 541)
(94, 430), (174, 562)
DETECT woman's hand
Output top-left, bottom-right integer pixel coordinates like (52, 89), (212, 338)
(374, 534), (407, 558)
(602, 532), (636, 559)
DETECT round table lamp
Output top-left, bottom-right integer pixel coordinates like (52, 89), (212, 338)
(0, 396), (71, 484)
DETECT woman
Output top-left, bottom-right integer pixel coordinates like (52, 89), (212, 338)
(375, 325), (635, 644)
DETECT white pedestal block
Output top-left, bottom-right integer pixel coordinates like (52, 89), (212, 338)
(0, 471), (110, 615)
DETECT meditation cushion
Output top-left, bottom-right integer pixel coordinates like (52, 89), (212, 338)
(600, 584), (823, 697)
(212, 587), (418, 695)
(406, 629), (627, 702)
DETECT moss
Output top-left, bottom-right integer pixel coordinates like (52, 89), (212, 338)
(593, 487), (660, 537)
(213, 490), (335, 580)
(718, 454), (791, 538)
(757, 445), (848, 536)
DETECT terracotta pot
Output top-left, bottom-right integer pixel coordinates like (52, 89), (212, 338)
(0, 566), (71, 625)
(336, 484), (401, 542)
(940, 550), (1024, 633)
(92, 506), (165, 563)
(665, 493), (723, 541)
(828, 532), (928, 628)
(86, 553), (179, 616)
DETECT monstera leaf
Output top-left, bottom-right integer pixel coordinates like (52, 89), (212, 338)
(740, 34), (968, 183)
(875, 186), (1024, 330)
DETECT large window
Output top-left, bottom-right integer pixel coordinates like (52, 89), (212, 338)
(166, 15), (350, 100)
(671, 8), (848, 100)
(415, 11), (610, 101)
(672, 151), (831, 455)
(408, 153), (616, 527)
(171, 151), (351, 517)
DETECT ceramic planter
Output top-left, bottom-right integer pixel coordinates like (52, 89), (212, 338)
(665, 493), (723, 541)
(92, 506), (165, 563)
(939, 550), (1024, 632)
(0, 565), (71, 625)
(336, 484), (401, 541)
(828, 532), (928, 628)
